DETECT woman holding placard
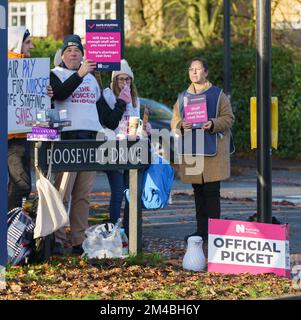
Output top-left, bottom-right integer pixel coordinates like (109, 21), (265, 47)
(171, 57), (235, 245)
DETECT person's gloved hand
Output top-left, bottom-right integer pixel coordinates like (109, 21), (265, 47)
(46, 85), (54, 98)
(118, 85), (132, 104)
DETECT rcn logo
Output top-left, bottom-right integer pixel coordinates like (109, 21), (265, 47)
(0, 5), (6, 30)
(235, 224), (245, 234)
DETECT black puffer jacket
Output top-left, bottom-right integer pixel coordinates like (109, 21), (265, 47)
(97, 94), (127, 130)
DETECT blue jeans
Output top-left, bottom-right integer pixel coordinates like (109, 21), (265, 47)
(106, 170), (129, 234)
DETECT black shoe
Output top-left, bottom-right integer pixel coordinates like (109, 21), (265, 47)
(52, 242), (64, 255)
(72, 244), (84, 255)
(247, 214), (282, 224)
(184, 231), (207, 243)
(272, 216), (282, 224)
(247, 213), (257, 222)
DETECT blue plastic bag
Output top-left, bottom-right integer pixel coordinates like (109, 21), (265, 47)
(125, 155), (174, 210)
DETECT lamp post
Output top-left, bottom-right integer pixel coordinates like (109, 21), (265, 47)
(116, 0), (124, 59)
(256, 0), (272, 223)
(223, 0), (231, 98)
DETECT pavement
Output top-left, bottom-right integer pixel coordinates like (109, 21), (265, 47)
(31, 157), (301, 260)
(87, 158), (301, 258)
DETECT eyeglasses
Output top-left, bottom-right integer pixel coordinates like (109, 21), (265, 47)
(188, 67), (204, 72)
(117, 76), (131, 83)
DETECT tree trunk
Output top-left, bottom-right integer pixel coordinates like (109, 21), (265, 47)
(126, 0), (146, 38)
(187, 2), (205, 48)
(187, 0), (223, 48)
(47, 0), (76, 40)
(199, 0), (223, 43)
(142, 0), (164, 42)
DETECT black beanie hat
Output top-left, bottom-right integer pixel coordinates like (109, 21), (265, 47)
(61, 34), (84, 55)
(23, 29), (30, 43)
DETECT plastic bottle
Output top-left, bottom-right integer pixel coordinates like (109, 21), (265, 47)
(182, 236), (206, 272)
(119, 228), (129, 256)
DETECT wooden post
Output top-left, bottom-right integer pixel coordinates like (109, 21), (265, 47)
(58, 172), (71, 199)
(128, 169), (143, 255)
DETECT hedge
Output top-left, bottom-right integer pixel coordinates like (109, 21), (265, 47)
(31, 39), (301, 157)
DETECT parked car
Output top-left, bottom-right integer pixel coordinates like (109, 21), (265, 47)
(139, 97), (174, 163)
(139, 97), (173, 129)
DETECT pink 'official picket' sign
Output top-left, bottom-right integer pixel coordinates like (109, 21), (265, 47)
(208, 219), (290, 277)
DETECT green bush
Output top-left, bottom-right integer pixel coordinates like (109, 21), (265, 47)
(31, 38), (301, 157)
(31, 37), (62, 68)
(110, 44), (301, 157)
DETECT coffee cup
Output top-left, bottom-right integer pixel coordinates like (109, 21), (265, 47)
(128, 116), (143, 136)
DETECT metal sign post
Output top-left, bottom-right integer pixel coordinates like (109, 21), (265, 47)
(256, 0), (272, 223)
(116, 0), (124, 59)
(0, 0), (8, 270)
(223, 0), (231, 98)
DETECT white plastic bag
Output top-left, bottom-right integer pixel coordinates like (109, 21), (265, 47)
(82, 220), (123, 259)
(34, 169), (69, 239)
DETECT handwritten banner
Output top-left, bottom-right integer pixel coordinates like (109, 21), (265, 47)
(8, 57), (50, 134)
(85, 19), (121, 71)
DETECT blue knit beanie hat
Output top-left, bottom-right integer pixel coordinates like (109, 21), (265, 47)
(61, 34), (84, 55)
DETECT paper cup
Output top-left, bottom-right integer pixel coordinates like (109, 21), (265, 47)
(128, 116), (142, 136)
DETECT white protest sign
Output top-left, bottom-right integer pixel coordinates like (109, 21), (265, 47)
(0, 5), (6, 30)
(8, 57), (51, 134)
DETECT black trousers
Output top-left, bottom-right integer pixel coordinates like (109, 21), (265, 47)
(192, 181), (221, 240)
(8, 139), (31, 211)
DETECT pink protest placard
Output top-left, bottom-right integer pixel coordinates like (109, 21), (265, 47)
(184, 94), (208, 125)
(208, 219), (290, 277)
(86, 20), (121, 71)
(184, 104), (208, 123)
(86, 32), (121, 62)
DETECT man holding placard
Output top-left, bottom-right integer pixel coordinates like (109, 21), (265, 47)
(50, 35), (124, 255)
(8, 27), (53, 211)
